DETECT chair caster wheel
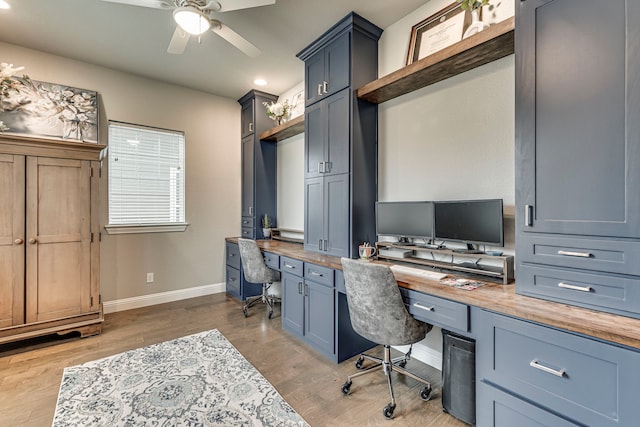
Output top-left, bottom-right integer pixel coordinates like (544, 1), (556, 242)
(420, 385), (433, 401)
(397, 360), (407, 368)
(382, 403), (396, 419)
(355, 356), (365, 369)
(242, 307), (248, 317)
(341, 381), (352, 395)
(268, 310), (273, 319)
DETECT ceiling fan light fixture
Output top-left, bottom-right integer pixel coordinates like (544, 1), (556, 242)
(173, 6), (210, 35)
(0, 0), (11, 10)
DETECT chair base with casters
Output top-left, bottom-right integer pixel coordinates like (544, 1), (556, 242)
(341, 344), (433, 419)
(242, 282), (280, 319)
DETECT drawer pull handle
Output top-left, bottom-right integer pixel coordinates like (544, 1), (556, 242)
(530, 360), (565, 378)
(310, 271), (323, 277)
(413, 302), (434, 312)
(557, 250), (592, 258)
(285, 264), (295, 269)
(558, 282), (592, 293)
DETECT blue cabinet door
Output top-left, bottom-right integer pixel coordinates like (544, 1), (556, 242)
(516, 0), (640, 239)
(281, 272), (304, 336)
(304, 31), (350, 107)
(324, 173), (349, 258)
(304, 279), (335, 357)
(241, 136), (254, 221)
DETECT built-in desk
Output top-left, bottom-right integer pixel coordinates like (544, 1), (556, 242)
(225, 237), (640, 426)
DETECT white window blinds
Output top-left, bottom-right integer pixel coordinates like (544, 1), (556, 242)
(108, 122), (186, 228)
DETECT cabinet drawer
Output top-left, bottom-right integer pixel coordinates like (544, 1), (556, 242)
(263, 252), (279, 270)
(400, 289), (469, 332)
(518, 264), (640, 318)
(518, 234), (640, 276)
(226, 266), (240, 299)
(304, 263), (334, 287)
(477, 381), (579, 426)
(281, 257), (304, 277)
(478, 310), (640, 426)
(241, 216), (255, 228)
(241, 226), (254, 239)
(225, 242), (240, 269)
(335, 269), (345, 294)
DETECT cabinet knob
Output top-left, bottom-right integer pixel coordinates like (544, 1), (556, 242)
(14, 238), (23, 245)
(28, 238), (37, 244)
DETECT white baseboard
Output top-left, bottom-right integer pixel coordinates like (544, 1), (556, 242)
(103, 282), (226, 314)
(394, 343), (442, 371)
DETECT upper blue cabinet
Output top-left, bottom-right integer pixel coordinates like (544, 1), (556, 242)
(515, 0), (640, 318)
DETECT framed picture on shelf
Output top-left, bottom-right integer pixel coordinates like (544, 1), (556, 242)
(289, 89), (304, 118)
(406, 2), (470, 65)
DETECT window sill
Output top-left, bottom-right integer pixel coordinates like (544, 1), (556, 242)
(104, 223), (189, 235)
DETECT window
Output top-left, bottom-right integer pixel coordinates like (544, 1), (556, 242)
(106, 121), (187, 234)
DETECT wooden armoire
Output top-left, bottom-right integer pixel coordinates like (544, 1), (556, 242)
(0, 134), (104, 344)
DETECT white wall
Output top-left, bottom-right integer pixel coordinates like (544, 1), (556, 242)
(377, 0), (515, 367)
(1, 41), (240, 303)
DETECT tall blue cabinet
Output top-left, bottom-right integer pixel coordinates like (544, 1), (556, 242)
(297, 13), (382, 258)
(237, 90), (278, 240)
(514, 0), (640, 319)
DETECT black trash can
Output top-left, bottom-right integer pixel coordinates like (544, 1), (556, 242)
(442, 329), (476, 425)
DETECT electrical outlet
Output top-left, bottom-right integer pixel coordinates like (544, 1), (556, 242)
(146, 272), (154, 283)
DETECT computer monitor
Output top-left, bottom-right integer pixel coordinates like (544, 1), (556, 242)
(376, 201), (434, 243)
(434, 199), (504, 249)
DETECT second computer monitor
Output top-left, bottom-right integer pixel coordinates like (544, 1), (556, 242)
(434, 199), (504, 247)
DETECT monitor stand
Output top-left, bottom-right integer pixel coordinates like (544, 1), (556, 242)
(452, 243), (484, 254)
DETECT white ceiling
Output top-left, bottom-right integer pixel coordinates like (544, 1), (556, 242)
(0, 0), (428, 99)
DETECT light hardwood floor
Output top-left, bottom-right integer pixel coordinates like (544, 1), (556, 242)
(0, 294), (468, 426)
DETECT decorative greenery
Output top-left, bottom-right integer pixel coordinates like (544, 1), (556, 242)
(262, 214), (272, 229)
(456, 0), (489, 11)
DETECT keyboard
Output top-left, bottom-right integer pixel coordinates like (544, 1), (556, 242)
(389, 264), (449, 281)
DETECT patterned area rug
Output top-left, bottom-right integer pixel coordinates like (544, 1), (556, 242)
(52, 329), (308, 426)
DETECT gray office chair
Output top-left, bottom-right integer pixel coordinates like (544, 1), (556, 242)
(238, 238), (281, 319)
(340, 257), (433, 419)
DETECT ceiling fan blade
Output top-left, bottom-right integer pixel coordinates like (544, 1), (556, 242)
(100, 0), (173, 8)
(207, 0), (275, 12)
(167, 26), (190, 54)
(212, 22), (261, 57)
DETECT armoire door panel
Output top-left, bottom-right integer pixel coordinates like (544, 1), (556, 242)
(25, 156), (91, 323)
(0, 154), (25, 328)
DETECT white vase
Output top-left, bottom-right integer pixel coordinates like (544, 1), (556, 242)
(463, 9), (490, 39)
(263, 228), (271, 239)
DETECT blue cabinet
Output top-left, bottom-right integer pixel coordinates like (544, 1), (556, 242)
(237, 90), (278, 240)
(515, 0), (640, 318)
(298, 13), (381, 258)
(281, 258), (335, 357)
(303, 31), (350, 107)
(224, 241), (262, 301)
(304, 173), (350, 257)
(476, 309), (640, 426)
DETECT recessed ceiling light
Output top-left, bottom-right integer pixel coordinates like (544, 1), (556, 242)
(0, 1), (11, 10)
(254, 79), (267, 86)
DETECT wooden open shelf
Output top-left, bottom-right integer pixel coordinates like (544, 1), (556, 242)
(376, 241), (514, 284)
(259, 115), (305, 142)
(357, 17), (514, 104)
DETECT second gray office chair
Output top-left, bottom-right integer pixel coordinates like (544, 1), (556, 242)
(340, 257), (433, 419)
(238, 238), (281, 319)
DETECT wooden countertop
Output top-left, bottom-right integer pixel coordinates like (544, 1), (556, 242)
(226, 237), (640, 349)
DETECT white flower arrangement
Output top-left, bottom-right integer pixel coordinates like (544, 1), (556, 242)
(262, 99), (291, 124)
(0, 120), (8, 132)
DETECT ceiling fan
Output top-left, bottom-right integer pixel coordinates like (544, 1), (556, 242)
(100, 0), (276, 57)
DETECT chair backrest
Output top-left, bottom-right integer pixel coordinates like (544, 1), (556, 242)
(341, 258), (431, 346)
(238, 238), (280, 283)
